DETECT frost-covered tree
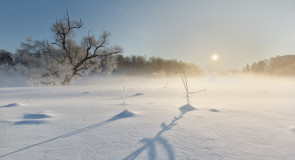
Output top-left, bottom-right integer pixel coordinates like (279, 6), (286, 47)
(14, 39), (68, 84)
(51, 11), (122, 85)
(15, 11), (123, 85)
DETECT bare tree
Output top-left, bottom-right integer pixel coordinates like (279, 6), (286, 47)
(14, 11), (123, 85)
(50, 11), (123, 85)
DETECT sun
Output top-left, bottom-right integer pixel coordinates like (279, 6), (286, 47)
(212, 54), (218, 61)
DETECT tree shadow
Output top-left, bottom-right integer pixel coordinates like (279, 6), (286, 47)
(123, 104), (196, 160)
(0, 110), (133, 158)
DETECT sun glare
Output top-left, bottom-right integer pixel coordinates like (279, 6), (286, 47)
(212, 54), (218, 61)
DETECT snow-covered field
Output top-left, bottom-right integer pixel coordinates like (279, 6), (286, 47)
(1, 76), (295, 160)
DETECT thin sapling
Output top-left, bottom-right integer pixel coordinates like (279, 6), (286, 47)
(122, 85), (129, 110)
(180, 73), (206, 105)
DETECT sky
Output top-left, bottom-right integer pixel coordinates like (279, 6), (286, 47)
(1, 0), (295, 70)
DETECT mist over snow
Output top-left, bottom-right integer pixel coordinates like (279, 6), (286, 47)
(0, 74), (295, 159)
(1, 1), (295, 159)
(0, 70), (32, 87)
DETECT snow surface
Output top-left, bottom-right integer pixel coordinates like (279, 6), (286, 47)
(1, 76), (295, 160)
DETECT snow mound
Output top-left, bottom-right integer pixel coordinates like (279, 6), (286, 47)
(9, 113), (53, 125)
(179, 104), (196, 114)
(0, 103), (24, 108)
(23, 113), (52, 119)
(109, 110), (135, 121)
(132, 93), (144, 97)
(210, 109), (220, 112)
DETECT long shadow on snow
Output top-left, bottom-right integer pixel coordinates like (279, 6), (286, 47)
(0, 110), (134, 159)
(123, 104), (196, 160)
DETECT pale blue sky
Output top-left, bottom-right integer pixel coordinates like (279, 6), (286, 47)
(1, 0), (295, 70)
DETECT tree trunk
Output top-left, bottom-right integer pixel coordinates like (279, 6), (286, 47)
(61, 75), (73, 85)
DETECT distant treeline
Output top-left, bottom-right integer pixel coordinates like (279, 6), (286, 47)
(113, 55), (204, 76)
(243, 55), (295, 76)
(0, 49), (204, 78)
(0, 50), (13, 65)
